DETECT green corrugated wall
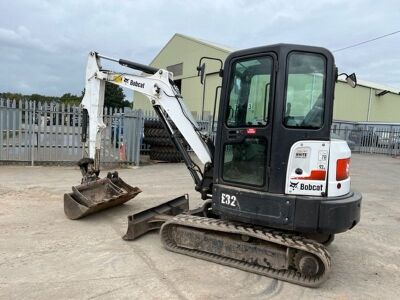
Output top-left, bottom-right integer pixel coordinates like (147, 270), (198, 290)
(134, 34), (400, 123)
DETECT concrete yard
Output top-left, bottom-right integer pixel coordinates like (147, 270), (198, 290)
(0, 154), (399, 299)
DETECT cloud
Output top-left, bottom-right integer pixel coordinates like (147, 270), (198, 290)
(0, 26), (54, 52)
(0, 0), (399, 96)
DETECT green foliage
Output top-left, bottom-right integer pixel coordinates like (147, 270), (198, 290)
(60, 93), (82, 105)
(104, 82), (130, 108)
(1, 82), (131, 108)
(0, 92), (59, 102)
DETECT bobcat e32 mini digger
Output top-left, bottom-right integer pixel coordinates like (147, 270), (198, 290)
(64, 43), (362, 287)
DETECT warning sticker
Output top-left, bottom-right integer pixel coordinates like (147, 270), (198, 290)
(295, 148), (309, 159)
(318, 151), (328, 161)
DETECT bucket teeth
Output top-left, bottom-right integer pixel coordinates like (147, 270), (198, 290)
(64, 175), (141, 220)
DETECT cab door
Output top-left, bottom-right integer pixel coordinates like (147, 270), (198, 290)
(215, 53), (276, 192)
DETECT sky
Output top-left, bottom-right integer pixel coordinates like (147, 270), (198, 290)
(0, 0), (399, 97)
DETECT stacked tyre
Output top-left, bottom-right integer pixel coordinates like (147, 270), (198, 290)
(143, 120), (184, 163)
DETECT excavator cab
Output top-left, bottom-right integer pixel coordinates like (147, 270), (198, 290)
(212, 44), (360, 235)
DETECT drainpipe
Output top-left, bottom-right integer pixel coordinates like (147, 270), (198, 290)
(367, 87), (372, 121)
(201, 74), (207, 120)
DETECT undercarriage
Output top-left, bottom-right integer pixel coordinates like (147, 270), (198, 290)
(123, 196), (332, 287)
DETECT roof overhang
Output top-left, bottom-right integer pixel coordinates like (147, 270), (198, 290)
(337, 75), (400, 95)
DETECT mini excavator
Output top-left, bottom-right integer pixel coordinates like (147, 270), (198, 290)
(64, 44), (361, 287)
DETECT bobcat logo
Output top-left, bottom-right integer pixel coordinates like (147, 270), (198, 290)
(289, 181), (299, 190)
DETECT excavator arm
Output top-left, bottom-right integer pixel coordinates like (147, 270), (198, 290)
(81, 52), (213, 193)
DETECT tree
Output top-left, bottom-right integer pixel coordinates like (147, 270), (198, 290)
(60, 93), (82, 105)
(0, 93), (23, 101)
(104, 82), (130, 108)
(0, 92), (59, 102)
(0, 81), (132, 108)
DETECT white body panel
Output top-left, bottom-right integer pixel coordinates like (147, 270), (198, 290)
(81, 52), (212, 165)
(327, 139), (351, 197)
(285, 141), (330, 196)
(285, 139), (351, 197)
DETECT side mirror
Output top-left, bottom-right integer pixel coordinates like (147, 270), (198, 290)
(196, 56), (224, 84)
(338, 72), (357, 88)
(346, 73), (357, 88)
(196, 63), (206, 84)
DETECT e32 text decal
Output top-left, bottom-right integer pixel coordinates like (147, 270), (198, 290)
(221, 193), (237, 207)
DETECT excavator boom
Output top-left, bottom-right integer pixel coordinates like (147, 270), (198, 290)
(81, 52), (212, 166)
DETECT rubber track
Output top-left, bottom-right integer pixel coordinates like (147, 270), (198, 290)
(150, 147), (183, 162)
(160, 214), (331, 287)
(144, 128), (170, 138)
(143, 137), (175, 147)
(144, 120), (164, 129)
(143, 137), (188, 147)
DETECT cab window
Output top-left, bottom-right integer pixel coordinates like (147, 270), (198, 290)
(284, 52), (326, 128)
(223, 138), (266, 186)
(226, 56), (273, 127)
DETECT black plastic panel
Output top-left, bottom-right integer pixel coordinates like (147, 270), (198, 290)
(213, 184), (295, 230)
(212, 184), (361, 234)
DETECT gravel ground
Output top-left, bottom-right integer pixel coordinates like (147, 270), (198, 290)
(0, 154), (399, 299)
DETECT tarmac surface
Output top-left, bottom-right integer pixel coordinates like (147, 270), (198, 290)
(0, 154), (399, 299)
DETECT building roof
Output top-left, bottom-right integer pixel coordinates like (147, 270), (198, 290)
(181, 34), (236, 53)
(151, 33), (399, 94)
(149, 33), (235, 65)
(337, 76), (400, 95)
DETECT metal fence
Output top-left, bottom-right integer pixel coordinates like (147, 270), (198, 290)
(140, 115), (400, 157)
(332, 121), (400, 156)
(0, 99), (144, 165)
(1, 98), (399, 166)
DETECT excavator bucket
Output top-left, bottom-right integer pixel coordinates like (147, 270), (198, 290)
(64, 173), (141, 220)
(123, 194), (189, 241)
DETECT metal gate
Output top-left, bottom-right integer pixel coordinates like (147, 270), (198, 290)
(0, 99), (144, 165)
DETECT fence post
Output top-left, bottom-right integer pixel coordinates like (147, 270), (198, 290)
(78, 105), (85, 159)
(31, 101), (35, 166)
(136, 109), (144, 166)
(123, 108), (144, 166)
(6, 99), (10, 160)
(11, 100), (16, 161)
(0, 99), (3, 161)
